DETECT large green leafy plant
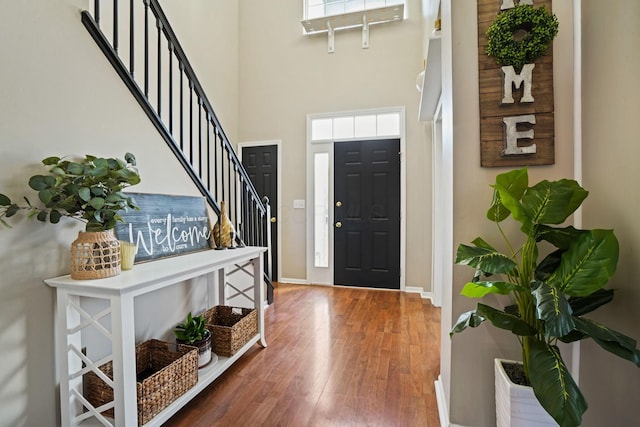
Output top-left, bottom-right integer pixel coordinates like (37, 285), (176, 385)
(0, 153), (140, 231)
(451, 168), (640, 427)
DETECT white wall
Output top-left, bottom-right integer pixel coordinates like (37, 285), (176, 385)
(0, 1), (237, 425)
(580, 1), (640, 425)
(237, 0), (431, 288)
(159, 0), (239, 142)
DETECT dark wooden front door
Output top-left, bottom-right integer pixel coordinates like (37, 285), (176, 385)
(242, 145), (278, 300)
(334, 139), (400, 289)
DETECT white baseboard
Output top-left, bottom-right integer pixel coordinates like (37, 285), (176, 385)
(435, 375), (467, 427)
(278, 277), (308, 285)
(435, 376), (449, 427)
(405, 286), (433, 301)
(280, 281), (434, 300)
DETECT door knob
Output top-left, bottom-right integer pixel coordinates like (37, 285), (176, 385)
(270, 217), (277, 223)
(335, 221), (342, 228)
(336, 201), (342, 207)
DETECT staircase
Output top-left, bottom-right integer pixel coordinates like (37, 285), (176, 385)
(81, 0), (273, 299)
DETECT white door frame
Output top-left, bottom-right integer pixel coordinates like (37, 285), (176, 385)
(305, 107), (406, 289)
(238, 139), (282, 283)
(431, 99), (444, 307)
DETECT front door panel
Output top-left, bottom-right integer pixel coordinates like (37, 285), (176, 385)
(334, 139), (400, 289)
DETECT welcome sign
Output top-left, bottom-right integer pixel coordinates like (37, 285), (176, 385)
(115, 193), (212, 262)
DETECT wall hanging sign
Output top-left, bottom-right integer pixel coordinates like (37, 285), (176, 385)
(478, 0), (558, 167)
(115, 193), (212, 262)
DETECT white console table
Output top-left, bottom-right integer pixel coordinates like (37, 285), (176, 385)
(45, 246), (267, 427)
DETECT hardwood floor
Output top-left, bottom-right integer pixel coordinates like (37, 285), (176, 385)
(164, 283), (441, 427)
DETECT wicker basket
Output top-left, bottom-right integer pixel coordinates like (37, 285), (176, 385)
(203, 306), (257, 357)
(70, 230), (121, 280)
(85, 339), (198, 425)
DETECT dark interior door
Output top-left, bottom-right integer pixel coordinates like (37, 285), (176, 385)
(242, 145), (278, 298)
(334, 139), (400, 289)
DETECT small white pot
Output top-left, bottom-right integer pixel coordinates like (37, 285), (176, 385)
(495, 358), (558, 427)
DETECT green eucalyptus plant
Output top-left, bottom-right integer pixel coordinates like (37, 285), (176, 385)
(174, 312), (209, 344)
(451, 167), (640, 427)
(0, 153), (140, 231)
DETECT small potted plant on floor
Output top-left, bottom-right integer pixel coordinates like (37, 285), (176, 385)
(174, 312), (214, 368)
(0, 153), (140, 279)
(451, 167), (640, 427)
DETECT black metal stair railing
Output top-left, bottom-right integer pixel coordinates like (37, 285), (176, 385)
(81, 0), (273, 297)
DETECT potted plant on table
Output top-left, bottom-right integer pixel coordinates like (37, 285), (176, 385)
(0, 153), (140, 279)
(451, 167), (640, 427)
(174, 312), (214, 368)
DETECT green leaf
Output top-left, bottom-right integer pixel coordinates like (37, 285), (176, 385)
(492, 182), (532, 232)
(124, 152), (137, 166)
(42, 156), (61, 165)
(91, 186), (106, 196)
(521, 179), (588, 226)
(103, 217), (117, 230)
(456, 244), (516, 275)
(85, 221), (104, 232)
(88, 197), (105, 209)
(44, 175), (56, 187)
(528, 341), (587, 427)
(5, 204), (19, 217)
(49, 210), (62, 224)
(66, 162), (84, 175)
(536, 225), (587, 250)
(558, 330), (586, 343)
(568, 289), (614, 316)
(504, 303), (519, 317)
(460, 281), (519, 298)
(106, 158), (120, 170)
(78, 187), (91, 202)
(476, 303), (536, 336)
(50, 167), (65, 176)
(549, 229), (619, 296)
(470, 236), (496, 251)
(105, 193), (121, 203)
(36, 211), (48, 222)
(38, 189), (54, 204)
(0, 194), (11, 206)
(486, 167), (528, 222)
(128, 174), (141, 185)
(534, 249), (563, 281)
(450, 309), (486, 336)
(532, 281), (574, 338)
(93, 158), (108, 169)
(90, 166), (108, 178)
(28, 175), (49, 191)
(573, 317), (640, 366)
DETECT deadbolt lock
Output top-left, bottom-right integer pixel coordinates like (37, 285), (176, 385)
(336, 201), (342, 207)
(335, 221), (342, 228)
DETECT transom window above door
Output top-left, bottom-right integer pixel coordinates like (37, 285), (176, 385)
(304, 0), (405, 20)
(310, 112), (401, 141)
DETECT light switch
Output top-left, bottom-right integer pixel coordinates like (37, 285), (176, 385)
(293, 199), (305, 209)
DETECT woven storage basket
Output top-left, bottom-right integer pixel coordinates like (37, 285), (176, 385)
(203, 306), (257, 357)
(85, 339), (198, 425)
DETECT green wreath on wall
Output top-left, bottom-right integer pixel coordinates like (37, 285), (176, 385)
(486, 4), (559, 70)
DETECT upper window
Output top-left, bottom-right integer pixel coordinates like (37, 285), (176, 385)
(310, 112), (401, 142)
(304, 0), (405, 20)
